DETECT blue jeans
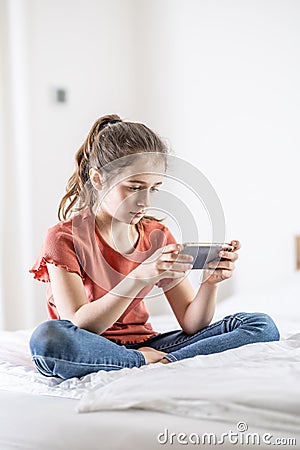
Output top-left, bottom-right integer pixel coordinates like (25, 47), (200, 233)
(29, 312), (280, 380)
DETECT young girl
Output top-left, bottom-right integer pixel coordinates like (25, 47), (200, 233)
(29, 114), (279, 380)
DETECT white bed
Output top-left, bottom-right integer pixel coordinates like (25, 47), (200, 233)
(1, 275), (299, 450)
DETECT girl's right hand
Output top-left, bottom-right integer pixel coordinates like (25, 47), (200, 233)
(130, 243), (194, 287)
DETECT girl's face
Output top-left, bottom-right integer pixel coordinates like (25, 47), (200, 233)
(95, 159), (165, 225)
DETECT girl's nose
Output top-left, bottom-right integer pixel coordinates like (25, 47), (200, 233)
(136, 189), (150, 207)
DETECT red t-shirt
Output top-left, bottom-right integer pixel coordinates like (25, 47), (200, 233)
(30, 208), (177, 344)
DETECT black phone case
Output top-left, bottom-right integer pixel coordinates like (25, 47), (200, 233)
(180, 244), (232, 269)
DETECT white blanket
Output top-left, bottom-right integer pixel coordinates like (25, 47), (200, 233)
(1, 324), (300, 435)
(76, 334), (300, 434)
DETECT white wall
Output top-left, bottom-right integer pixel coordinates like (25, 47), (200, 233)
(1, 0), (299, 329)
(131, 0), (300, 299)
(28, 0), (137, 238)
(0, 0), (36, 329)
(26, 0), (139, 324)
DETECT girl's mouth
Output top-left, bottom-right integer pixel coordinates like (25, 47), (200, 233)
(130, 211), (145, 217)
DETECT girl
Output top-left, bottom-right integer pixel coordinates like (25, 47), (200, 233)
(29, 114), (279, 380)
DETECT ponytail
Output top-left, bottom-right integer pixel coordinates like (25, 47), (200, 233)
(58, 115), (122, 220)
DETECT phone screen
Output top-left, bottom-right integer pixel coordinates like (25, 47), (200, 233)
(180, 243), (233, 269)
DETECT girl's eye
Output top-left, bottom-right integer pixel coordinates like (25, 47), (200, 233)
(128, 187), (159, 192)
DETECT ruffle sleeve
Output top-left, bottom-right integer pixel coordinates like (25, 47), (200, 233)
(29, 222), (84, 283)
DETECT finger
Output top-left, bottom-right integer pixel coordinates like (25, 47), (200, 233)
(161, 253), (194, 263)
(151, 243), (182, 262)
(158, 262), (193, 272)
(219, 250), (239, 262)
(161, 243), (184, 254)
(162, 270), (186, 279)
(230, 240), (241, 251)
(208, 261), (235, 271)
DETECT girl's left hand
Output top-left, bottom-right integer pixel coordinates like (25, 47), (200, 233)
(203, 240), (241, 285)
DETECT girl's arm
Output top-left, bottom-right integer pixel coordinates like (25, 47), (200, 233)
(47, 243), (191, 335)
(164, 278), (218, 334)
(47, 263), (146, 335)
(164, 240), (241, 334)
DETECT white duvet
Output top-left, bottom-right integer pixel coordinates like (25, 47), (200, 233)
(76, 334), (300, 433)
(0, 327), (300, 434)
(1, 276), (300, 435)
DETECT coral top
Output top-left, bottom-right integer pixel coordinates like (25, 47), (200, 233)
(30, 208), (177, 344)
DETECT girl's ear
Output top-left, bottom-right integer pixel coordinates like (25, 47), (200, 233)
(89, 168), (102, 190)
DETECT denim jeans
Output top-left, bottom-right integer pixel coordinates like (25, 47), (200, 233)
(29, 312), (280, 380)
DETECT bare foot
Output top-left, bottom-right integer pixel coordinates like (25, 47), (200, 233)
(138, 346), (167, 364)
(159, 357), (170, 364)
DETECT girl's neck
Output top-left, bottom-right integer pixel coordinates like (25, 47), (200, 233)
(93, 209), (140, 254)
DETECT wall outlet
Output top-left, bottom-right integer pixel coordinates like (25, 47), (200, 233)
(55, 88), (67, 103)
(296, 236), (300, 270)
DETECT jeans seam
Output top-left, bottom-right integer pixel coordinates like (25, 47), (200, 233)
(163, 354), (178, 362)
(33, 355), (142, 371)
(32, 356), (53, 376)
(153, 320), (224, 351)
(153, 314), (247, 351)
(230, 314), (245, 323)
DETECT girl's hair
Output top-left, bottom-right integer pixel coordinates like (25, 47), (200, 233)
(58, 114), (169, 221)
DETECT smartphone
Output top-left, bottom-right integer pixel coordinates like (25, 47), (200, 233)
(179, 242), (234, 269)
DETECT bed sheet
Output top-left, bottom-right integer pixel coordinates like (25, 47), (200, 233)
(2, 327), (299, 433)
(0, 276), (299, 449)
(0, 390), (299, 450)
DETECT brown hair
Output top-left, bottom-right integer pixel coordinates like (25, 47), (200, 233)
(58, 114), (169, 221)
